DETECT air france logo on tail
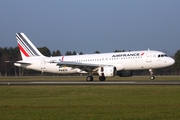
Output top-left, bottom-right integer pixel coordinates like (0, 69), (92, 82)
(15, 33), (43, 59)
(17, 43), (30, 57)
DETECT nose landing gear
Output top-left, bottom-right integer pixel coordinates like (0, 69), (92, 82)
(149, 69), (155, 80)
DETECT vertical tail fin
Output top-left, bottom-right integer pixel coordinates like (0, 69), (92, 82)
(15, 33), (44, 60)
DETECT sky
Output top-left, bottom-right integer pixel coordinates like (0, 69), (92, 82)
(0, 0), (180, 55)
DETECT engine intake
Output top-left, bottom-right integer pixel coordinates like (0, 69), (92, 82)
(98, 66), (117, 77)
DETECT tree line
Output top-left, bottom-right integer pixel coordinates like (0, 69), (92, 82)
(0, 46), (180, 76)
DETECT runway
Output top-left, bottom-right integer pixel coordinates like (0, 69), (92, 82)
(1, 80), (180, 85)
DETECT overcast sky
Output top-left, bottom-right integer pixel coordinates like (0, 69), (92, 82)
(0, 0), (180, 55)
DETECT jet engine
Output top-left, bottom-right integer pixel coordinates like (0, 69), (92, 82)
(98, 66), (117, 77)
(117, 71), (133, 77)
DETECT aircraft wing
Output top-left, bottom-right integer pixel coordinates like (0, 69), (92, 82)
(56, 61), (106, 72)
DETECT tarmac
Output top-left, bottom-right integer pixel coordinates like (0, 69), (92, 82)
(1, 80), (180, 85)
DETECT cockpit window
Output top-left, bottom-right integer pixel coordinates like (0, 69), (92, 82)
(158, 54), (167, 57)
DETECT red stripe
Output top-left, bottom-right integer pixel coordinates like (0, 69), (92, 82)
(18, 43), (30, 57)
(62, 56), (64, 61)
(141, 52), (144, 56)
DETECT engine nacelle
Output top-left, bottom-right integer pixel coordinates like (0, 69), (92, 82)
(98, 66), (117, 77)
(117, 71), (133, 77)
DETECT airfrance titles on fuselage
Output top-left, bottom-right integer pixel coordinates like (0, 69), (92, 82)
(112, 53), (143, 57)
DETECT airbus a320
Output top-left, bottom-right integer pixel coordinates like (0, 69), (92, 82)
(14, 33), (175, 81)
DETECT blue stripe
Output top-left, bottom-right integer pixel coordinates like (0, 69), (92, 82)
(16, 33), (40, 56)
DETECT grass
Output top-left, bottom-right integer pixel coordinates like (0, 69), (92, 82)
(0, 85), (180, 120)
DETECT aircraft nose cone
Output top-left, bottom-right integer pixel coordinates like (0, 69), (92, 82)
(168, 58), (175, 66)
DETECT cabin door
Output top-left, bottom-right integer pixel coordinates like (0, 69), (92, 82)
(146, 52), (152, 63)
(41, 61), (46, 69)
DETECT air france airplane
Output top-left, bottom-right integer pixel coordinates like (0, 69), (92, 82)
(14, 33), (175, 81)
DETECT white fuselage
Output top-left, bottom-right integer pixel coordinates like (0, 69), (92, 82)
(15, 50), (175, 75)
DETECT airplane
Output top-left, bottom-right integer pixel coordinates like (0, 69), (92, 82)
(14, 33), (175, 81)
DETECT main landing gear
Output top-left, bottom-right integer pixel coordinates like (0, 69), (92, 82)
(149, 69), (155, 80)
(86, 76), (106, 81)
(99, 76), (106, 81)
(86, 76), (94, 81)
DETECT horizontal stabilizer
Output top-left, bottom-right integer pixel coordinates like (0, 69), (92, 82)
(15, 60), (33, 65)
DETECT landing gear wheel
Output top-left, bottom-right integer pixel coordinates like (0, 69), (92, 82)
(99, 76), (106, 81)
(86, 76), (93, 81)
(149, 69), (155, 80)
(150, 76), (155, 80)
